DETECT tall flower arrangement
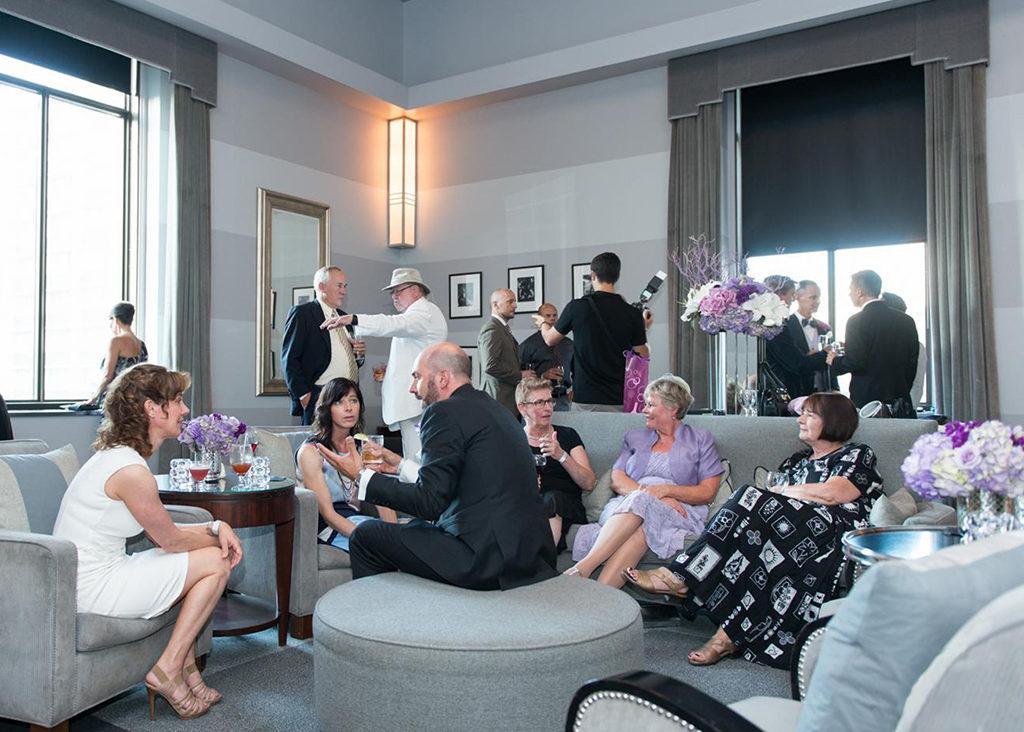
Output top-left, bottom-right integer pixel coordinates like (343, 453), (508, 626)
(672, 234), (789, 340)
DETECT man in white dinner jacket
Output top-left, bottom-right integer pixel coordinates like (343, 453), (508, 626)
(322, 268), (448, 459)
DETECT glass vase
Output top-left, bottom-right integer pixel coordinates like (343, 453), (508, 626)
(959, 490), (1019, 542)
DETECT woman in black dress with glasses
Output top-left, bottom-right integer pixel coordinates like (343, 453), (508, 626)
(624, 392), (882, 668)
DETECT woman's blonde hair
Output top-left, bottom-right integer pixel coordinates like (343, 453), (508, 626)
(644, 374), (694, 419)
(94, 364), (191, 458)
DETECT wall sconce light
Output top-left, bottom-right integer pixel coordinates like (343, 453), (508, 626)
(388, 117), (416, 248)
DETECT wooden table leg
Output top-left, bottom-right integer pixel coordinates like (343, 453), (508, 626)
(274, 517), (294, 646)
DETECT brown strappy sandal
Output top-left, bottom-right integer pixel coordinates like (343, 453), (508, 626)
(145, 665), (209, 720)
(184, 660), (222, 705)
(622, 566), (689, 599)
(687, 636), (736, 666)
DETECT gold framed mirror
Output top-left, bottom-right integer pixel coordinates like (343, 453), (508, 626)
(256, 188), (329, 396)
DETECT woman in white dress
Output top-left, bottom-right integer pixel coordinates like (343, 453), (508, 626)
(53, 364), (243, 720)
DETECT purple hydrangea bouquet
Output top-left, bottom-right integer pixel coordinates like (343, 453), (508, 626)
(901, 419), (1024, 539)
(672, 235), (789, 340)
(178, 413), (248, 482)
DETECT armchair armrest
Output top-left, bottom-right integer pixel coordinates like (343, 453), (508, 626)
(566, 671), (762, 732)
(789, 600), (842, 701)
(0, 530), (78, 727)
(127, 504), (213, 555)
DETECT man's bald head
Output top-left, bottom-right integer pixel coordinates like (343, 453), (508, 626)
(536, 303), (558, 328)
(490, 289), (517, 320)
(410, 342), (472, 406)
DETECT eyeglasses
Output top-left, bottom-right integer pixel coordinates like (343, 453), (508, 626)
(391, 284), (416, 296)
(522, 399), (554, 407)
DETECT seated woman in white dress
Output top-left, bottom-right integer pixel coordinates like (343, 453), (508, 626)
(296, 378), (397, 552)
(53, 364), (243, 721)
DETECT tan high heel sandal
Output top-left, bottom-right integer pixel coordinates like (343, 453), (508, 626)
(145, 665), (209, 720)
(622, 566), (689, 599)
(687, 637), (735, 666)
(184, 661), (222, 705)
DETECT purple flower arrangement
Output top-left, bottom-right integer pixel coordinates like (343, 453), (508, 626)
(901, 420), (1024, 500)
(178, 413), (247, 455)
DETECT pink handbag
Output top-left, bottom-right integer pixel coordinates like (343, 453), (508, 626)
(623, 350), (650, 413)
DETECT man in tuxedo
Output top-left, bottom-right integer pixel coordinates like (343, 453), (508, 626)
(317, 342), (557, 590)
(763, 276), (829, 401)
(828, 270), (919, 414)
(791, 280), (838, 393)
(281, 266), (364, 424)
(479, 288), (534, 416)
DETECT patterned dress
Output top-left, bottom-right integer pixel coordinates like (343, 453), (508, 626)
(674, 443), (882, 668)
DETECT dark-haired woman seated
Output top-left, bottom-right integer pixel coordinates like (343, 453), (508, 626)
(624, 392), (882, 669)
(296, 378), (397, 552)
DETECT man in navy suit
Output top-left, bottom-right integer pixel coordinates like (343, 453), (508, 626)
(317, 342), (557, 590)
(281, 266), (364, 424)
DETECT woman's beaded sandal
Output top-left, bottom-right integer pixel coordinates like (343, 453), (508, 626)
(145, 665), (209, 720)
(621, 566), (689, 599)
(184, 661), (222, 705)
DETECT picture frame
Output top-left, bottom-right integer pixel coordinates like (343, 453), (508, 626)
(508, 264), (544, 313)
(461, 345), (481, 387)
(571, 262), (594, 300)
(292, 286), (315, 307)
(449, 271), (483, 319)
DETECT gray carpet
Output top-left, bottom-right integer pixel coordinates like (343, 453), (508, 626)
(2, 615), (788, 731)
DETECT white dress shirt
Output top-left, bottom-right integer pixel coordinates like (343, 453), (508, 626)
(353, 297), (448, 427)
(356, 457), (420, 499)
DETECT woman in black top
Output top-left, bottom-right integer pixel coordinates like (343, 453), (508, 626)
(516, 377), (596, 548)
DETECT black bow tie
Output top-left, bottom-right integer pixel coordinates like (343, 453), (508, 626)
(801, 318), (813, 327)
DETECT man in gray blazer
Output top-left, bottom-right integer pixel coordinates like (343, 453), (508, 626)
(478, 288), (534, 417)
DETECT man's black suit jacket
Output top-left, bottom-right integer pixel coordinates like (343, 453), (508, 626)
(764, 314), (829, 399)
(280, 300), (361, 416)
(833, 300), (919, 407)
(365, 384), (557, 590)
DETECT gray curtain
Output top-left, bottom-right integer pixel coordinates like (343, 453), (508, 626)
(924, 62), (998, 420)
(667, 103), (721, 409)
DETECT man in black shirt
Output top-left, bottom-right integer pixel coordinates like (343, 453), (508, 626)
(519, 302), (574, 410)
(540, 252), (651, 411)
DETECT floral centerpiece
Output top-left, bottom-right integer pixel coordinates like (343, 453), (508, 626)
(178, 413), (248, 482)
(901, 419), (1024, 539)
(672, 235), (789, 340)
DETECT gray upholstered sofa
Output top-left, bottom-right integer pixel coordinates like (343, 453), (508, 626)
(566, 532), (1024, 732)
(0, 442), (213, 730)
(551, 412), (955, 571)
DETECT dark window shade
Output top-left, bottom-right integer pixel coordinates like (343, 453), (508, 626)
(741, 59), (925, 256)
(0, 12), (130, 94)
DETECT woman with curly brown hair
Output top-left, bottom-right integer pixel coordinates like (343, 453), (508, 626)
(296, 377), (397, 552)
(53, 364), (244, 721)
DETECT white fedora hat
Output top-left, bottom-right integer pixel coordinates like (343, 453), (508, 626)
(381, 267), (430, 295)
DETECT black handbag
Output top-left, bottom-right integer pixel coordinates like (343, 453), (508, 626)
(757, 361), (793, 417)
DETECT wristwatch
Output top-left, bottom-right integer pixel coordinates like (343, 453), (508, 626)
(557, 452), (568, 464)
(207, 520), (222, 537)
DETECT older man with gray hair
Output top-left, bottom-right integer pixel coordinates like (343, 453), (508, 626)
(322, 268), (447, 458)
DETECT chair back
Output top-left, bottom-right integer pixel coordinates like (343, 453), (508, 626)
(0, 392), (12, 440)
(0, 444), (77, 534)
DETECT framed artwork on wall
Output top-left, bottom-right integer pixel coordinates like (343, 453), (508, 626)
(571, 263), (594, 300)
(292, 286), (315, 306)
(508, 264), (544, 313)
(449, 271), (483, 319)
(461, 345), (481, 387)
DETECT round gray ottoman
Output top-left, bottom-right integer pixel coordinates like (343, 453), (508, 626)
(313, 574), (643, 731)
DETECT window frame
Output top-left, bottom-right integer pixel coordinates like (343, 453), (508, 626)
(1, 66), (134, 410)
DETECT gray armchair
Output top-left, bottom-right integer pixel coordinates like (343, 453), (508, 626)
(0, 445), (213, 730)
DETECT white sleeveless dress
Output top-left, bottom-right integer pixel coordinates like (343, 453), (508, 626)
(53, 446), (189, 619)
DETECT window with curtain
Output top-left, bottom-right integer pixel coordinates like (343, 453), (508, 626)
(0, 15), (133, 404)
(740, 59), (929, 405)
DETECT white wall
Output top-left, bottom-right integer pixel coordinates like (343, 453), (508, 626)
(405, 67), (673, 380)
(207, 53), (396, 430)
(987, 0), (1024, 425)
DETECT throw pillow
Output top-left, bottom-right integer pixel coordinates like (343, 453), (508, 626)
(584, 469), (614, 523)
(869, 487), (918, 526)
(249, 429), (300, 484)
(797, 532), (1024, 732)
(0, 444), (79, 533)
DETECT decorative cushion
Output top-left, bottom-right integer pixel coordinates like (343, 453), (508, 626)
(584, 469), (615, 523)
(251, 428), (298, 483)
(0, 444), (79, 533)
(870, 487), (919, 526)
(707, 459), (733, 516)
(904, 501), (957, 527)
(797, 532), (1024, 732)
(0, 439), (50, 456)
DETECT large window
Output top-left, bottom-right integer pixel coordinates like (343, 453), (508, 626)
(747, 242), (927, 402)
(0, 53), (131, 403)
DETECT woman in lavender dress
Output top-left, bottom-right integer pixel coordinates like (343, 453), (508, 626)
(566, 375), (723, 587)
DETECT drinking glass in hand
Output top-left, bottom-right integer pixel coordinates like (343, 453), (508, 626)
(360, 435), (384, 466)
(230, 443), (254, 487)
(765, 470), (788, 493)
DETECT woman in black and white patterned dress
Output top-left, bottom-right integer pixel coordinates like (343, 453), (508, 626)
(623, 392), (883, 668)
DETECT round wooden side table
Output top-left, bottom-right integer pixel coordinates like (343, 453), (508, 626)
(157, 474), (295, 646)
